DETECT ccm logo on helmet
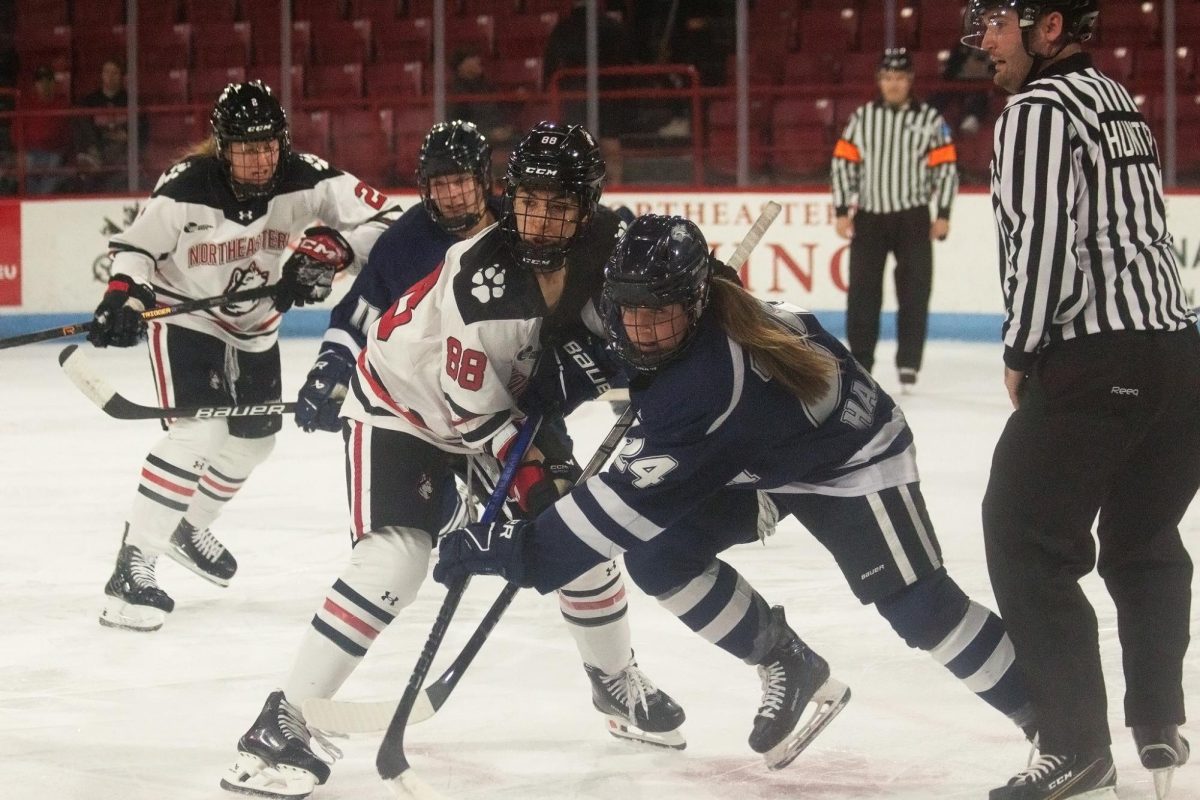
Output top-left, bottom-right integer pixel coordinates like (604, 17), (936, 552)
(523, 166), (560, 176)
(196, 404), (288, 418)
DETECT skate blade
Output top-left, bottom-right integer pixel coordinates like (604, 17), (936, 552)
(1152, 766), (1177, 800)
(98, 596), (164, 632)
(219, 753), (317, 798)
(166, 545), (234, 587)
(385, 770), (452, 800)
(764, 678), (851, 771)
(601, 714), (687, 750)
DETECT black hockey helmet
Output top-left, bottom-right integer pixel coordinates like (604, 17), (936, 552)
(211, 80), (290, 200)
(878, 47), (914, 73)
(501, 121), (606, 273)
(417, 120), (493, 234)
(962, 0), (1099, 50)
(601, 214), (713, 372)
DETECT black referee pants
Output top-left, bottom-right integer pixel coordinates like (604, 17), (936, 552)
(982, 327), (1200, 755)
(845, 206), (933, 374)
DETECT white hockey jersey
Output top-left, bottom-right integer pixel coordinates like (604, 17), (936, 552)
(107, 152), (400, 352)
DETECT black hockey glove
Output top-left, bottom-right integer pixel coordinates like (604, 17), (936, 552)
(274, 226), (353, 312)
(295, 347), (355, 433)
(433, 518), (535, 588)
(87, 274), (155, 348)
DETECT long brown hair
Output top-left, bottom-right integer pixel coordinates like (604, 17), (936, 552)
(709, 276), (837, 405)
(184, 136), (217, 160)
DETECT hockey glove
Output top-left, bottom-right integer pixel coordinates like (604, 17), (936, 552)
(87, 274), (155, 348)
(274, 226), (353, 312)
(433, 518), (535, 588)
(295, 347), (355, 433)
(519, 334), (620, 418)
(508, 458), (581, 517)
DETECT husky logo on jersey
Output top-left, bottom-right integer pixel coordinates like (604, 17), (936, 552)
(417, 472), (433, 500)
(470, 264), (506, 303)
(221, 263), (270, 315)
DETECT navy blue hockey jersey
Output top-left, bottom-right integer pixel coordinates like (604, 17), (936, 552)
(523, 301), (919, 593)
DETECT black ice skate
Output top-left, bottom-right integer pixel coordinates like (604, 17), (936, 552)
(167, 519), (237, 587)
(748, 606), (850, 770)
(99, 532), (175, 632)
(1133, 724), (1190, 800)
(899, 367), (918, 393)
(221, 690), (341, 799)
(585, 660), (687, 749)
(989, 748), (1117, 800)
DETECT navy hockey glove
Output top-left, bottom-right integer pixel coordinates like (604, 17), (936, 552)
(519, 335), (619, 417)
(433, 518), (535, 588)
(275, 226), (353, 312)
(87, 274), (155, 348)
(295, 347), (355, 432)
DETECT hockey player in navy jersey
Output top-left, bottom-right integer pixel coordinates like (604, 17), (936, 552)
(88, 81), (400, 633)
(221, 124), (684, 800)
(436, 214), (1035, 769)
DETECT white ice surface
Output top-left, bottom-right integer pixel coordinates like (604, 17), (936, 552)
(1, 338), (1196, 800)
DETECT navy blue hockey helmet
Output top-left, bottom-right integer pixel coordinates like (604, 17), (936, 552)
(417, 120), (492, 235)
(962, 0), (1099, 50)
(502, 121), (606, 273)
(211, 81), (290, 200)
(601, 214), (713, 372)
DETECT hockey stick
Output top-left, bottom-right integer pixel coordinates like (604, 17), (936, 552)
(303, 404), (637, 735)
(375, 414), (543, 800)
(58, 344), (297, 420)
(303, 201), (784, 736)
(0, 285), (277, 350)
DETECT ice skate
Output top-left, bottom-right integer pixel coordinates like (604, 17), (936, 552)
(1133, 724), (1189, 799)
(585, 660), (687, 749)
(167, 519), (237, 586)
(221, 690), (340, 799)
(899, 367), (918, 394)
(99, 534), (174, 632)
(989, 748), (1117, 800)
(748, 606), (850, 770)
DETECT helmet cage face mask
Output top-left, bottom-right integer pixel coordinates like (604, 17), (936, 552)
(601, 215), (712, 372)
(961, 0), (1098, 51)
(502, 121), (605, 274)
(211, 81), (290, 201)
(417, 120), (492, 235)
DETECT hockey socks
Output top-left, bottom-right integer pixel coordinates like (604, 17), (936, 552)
(657, 559), (770, 660)
(557, 560), (631, 675)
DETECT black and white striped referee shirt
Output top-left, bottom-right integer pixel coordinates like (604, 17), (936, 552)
(991, 53), (1195, 371)
(831, 98), (958, 218)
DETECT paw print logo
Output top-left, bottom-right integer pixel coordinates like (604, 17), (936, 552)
(471, 264), (506, 303)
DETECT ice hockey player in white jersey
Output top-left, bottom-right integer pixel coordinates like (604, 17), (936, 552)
(220, 123), (684, 800)
(436, 215), (1037, 770)
(88, 81), (399, 633)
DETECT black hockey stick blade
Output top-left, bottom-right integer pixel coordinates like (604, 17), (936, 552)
(0, 284), (278, 351)
(375, 415), (542, 793)
(59, 344), (296, 420)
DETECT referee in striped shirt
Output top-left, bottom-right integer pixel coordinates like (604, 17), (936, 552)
(966, 2), (1200, 798)
(831, 48), (958, 388)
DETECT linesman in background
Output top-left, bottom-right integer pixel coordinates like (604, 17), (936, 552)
(831, 47), (958, 389)
(965, 1), (1199, 798)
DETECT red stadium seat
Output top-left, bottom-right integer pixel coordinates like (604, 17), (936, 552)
(294, 0), (348, 22)
(1135, 48), (1198, 88)
(461, 0), (519, 17)
(494, 12), (558, 59)
(138, 0), (181, 25)
(16, 25), (72, 72)
(312, 19), (373, 64)
(192, 22), (253, 68)
(783, 52), (836, 85)
(375, 18), (432, 61)
(73, 0), (124, 27)
(247, 64), (305, 103)
(772, 126), (832, 182)
(390, 104), (436, 181)
(911, 49), (949, 81)
(291, 109), (332, 156)
(859, 6), (920, 54)
(1092, 46), (1135, 83)
(191, 66), (248, 104)
(15, 0), (68, 30)
(185, 0), (237, 22)
(140, 69), (189, 105)
(796, 8), (859, 53)
(405, 0), (459, 17)
(446, 15), (496, 57)
(241, 0), (281, 27)
(306, 63), (365, 99)
(331, 108), (394, 188)
(349, 0), (402, 20)
(841, 52), (883, 84)
(492, 56), (543, 92)
(73, 25), (127, 88)
(253, 21), (312, 65)
(1096, 2), (1159, 46)
(365, 60), (424, 96)
(143, 112), (205, 182)
(522, 0), (572, 13)
(138, 24), (192, 72)
(774, 96), (837, 130)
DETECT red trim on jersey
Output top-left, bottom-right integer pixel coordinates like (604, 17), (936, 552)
(149, 322), (171, 413)
(559, 586), (627, 612)
(141, 468), (196, 497)
(351, 422), (366, 539)
(322, 598), (380, 639)
(355, 349), (429, 430)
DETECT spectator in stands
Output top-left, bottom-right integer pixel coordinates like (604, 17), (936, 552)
(19, 65), (71, 194)
(543, 0), (637, 183)
(938, 43), (994, 135)
(448, 48), (515, 150)
(72, 59), (145, 193)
